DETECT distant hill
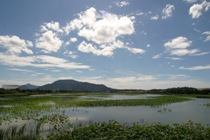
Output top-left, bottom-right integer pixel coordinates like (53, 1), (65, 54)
(18, 83), (39, 90)
(37, 79), (115, 92)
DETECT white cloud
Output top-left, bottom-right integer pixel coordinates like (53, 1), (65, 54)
(115, 1), (130, 7)
(76, 11), (135, 44)
(162, 4), (175, 19)
(112, 75), (156, 83)
(64, 7), (144, 57)
(83, 75), (210, 89)
(64, 50), (78, 59)
(166, 57), (183, 60)
(202, 31), (210, 42)
(188, 51), (209, 56)
(164, 36), (201, 56)
(0, 53), (90, 69)
(78, 41), (115, 57)
(64, 7), (97, 34)
(189, 0), (210, 18)
(36, 30), (63, 53)
(152, 54), (162, 59)
(183, 0), (197, 3)
(136, 12), (144, 16)
(150, 15), (159, 20)
(189, 3), (203, 18)
(70, 37), (77, 42)
(7, 68), (34, 73)
(65, 37), (77, 46)
(180, 65), (210, 70)
(41, 21), (63, 33)
(164, 36), (192, 49)
(126, 47), (145, 54)
(0, 35), (33, 55)
(36, 21), (63, 53)
(170, 49), (199, 56)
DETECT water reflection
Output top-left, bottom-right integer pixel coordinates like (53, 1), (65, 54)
(61, 98), (210, 125)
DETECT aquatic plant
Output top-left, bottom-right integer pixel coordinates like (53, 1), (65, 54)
(48, 120), (210, 140)
(158, 107), (172, 113)
(59, 95), (190, 107)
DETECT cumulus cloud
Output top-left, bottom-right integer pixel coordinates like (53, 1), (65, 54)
(162, 4), (175, 19)
(78, 41), (115, 57)
(36, 30), (63, 53)
(64, 7), (144, 57)
(180, 65), (210, 70)
(75, 9), (135, 44)
(164, 36), (206, 56)
(202, 31), (210, 42)
(0, 35), (33, 55)
(41, 21), (63, 33)
(36, 21), (63, 53)
(164, 36), (192, 49)
(115, 1), (130, 7)
(0, 53), (90, 69)
(189, 0), (210, 18)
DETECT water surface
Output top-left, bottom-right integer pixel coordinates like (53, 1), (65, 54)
(61, 98), (210, 125)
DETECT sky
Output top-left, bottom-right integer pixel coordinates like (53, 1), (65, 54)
(0, 0), (210, 89)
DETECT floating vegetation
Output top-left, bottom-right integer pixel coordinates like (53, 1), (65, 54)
(158, 107), (172, 113)
(1, 120), (209, 140)
(35, 114), (69, 125)
(48, 120), (210, 140)
(0, 95), (190, 123)
(59, 95), (190, 107)
(38, 101), (56, 106)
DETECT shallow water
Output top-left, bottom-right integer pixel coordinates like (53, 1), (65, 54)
(60, 98), (210, 125)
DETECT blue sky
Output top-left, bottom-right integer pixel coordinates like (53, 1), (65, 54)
(0, 0), (210, 89)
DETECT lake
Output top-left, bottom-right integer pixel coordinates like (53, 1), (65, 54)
(58, 97), (210, 125)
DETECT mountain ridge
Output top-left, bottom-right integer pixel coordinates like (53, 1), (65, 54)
(36, 79), (115, 92)
(18, 83), (39, 90)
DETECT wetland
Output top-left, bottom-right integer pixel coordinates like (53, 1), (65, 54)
(0, 91), (210, 139)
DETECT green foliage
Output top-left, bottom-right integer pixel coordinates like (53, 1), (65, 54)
(147, 87), (210, 95)
(48, 121), (210, 140)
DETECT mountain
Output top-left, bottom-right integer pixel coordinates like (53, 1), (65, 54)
(37, 79), (115, 92)
(18, 83), (39, 90)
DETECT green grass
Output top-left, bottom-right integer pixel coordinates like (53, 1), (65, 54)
(48, 120), (210, 140)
